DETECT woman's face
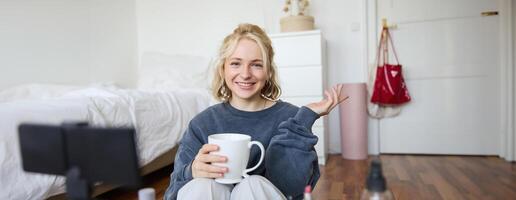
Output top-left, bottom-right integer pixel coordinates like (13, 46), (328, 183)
(224, 38), (267, 102)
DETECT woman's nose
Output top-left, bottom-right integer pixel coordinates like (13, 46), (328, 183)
(239, 66), (251, 79)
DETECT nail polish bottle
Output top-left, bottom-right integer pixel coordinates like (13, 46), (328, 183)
(360, 160), (394, 200)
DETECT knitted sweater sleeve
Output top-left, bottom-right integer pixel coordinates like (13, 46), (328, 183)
(163, 122), (203, 200)
(265, 106), (321, 200)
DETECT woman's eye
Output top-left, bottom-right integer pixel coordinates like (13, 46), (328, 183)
(252, 63), (263, 68)
(230, 62), (240, 67)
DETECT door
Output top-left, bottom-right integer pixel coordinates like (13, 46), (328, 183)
(377, 0), (501, 154)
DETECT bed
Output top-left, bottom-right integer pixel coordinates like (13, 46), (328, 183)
(0, 53), (215, 200)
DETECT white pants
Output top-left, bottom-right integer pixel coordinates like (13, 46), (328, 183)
(177, 175), (287, 200)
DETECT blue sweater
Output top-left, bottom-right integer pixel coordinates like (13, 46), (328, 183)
(164, 101), (320, 200)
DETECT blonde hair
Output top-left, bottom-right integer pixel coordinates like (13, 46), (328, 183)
(212, 23), (281, 102)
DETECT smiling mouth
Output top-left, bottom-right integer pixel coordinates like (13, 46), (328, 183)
(236, 82), (256, 87)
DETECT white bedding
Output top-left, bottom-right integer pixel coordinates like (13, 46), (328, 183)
(0, 85), (211, 200)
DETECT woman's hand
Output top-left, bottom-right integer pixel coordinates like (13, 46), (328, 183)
(306, 84), (349, 116)
(191, 144), (228, 179)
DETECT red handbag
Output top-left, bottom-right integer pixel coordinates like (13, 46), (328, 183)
(371, 27), (411, 105)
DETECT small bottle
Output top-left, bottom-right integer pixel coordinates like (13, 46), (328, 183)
(360, 160), (394, 200)
(138, 187), (156, 200)
(303, 185), (312, 200)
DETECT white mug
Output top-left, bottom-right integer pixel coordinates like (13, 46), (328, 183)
(208, 133), (265, 184)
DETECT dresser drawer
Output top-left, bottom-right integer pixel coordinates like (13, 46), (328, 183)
(278, 66), (322, 97)
(272, 34), (322, 67)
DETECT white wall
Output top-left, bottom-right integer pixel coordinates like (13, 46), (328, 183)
(135, 0), (266, 58)
(513, 0), (516, 159)
(0, 0), (137, 90)
(0, 0), (91, 89)
(89, 0), (138, 88)
(135, 0), (366, 154)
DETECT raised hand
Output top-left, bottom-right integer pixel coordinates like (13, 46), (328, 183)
(306, 84), (349, 116)
(191, 144), (228, 179)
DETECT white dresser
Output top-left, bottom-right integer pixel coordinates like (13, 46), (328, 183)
(269, 30), (328, 165)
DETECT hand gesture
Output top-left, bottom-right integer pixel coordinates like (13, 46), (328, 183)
(191, 144), (228, 178)
(306, 84), (349, 116)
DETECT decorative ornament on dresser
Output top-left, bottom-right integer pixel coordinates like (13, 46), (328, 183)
(280, 0), (314, 32)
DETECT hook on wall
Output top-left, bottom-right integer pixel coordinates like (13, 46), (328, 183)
(381, 18), (398, 29)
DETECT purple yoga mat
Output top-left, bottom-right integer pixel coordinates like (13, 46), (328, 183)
(339, 83), (368, 160)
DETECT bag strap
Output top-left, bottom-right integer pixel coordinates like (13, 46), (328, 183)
(375, 27), (399, 95)
(383, 62), (396, 95)
(376, 27), (400, 66)
(375, 28), (385, 67)
(385, 28), (400, 65)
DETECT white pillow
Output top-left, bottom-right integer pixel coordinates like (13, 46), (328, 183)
(137, 52), (214, 91)
(0, 83), (120, 103)
(0, 84), (80, 103)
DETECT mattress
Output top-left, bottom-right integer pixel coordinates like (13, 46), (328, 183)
(0, 84), (211, 200)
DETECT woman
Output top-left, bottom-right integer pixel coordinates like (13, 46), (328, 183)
(164, 23), (347, 200)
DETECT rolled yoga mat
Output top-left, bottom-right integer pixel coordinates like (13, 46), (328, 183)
(339, 83), (368, 160)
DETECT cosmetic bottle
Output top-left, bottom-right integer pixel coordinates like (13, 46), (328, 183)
(360, 160), (394, 200)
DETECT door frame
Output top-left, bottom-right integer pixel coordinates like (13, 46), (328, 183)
(362, 0), (515, 161)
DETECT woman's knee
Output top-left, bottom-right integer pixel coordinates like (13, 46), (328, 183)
(232, 175), (286, 200)
(178, 178), (232, 200)
(240, 175), (272, 185)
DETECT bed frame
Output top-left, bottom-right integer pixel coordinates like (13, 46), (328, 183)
(47, 146), (178, 200)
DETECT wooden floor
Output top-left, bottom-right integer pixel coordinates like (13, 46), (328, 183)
(99, 154), (516, 200)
